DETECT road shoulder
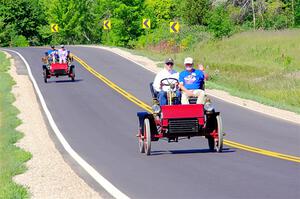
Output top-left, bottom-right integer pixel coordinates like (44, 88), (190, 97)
(4, 51), (101, 199)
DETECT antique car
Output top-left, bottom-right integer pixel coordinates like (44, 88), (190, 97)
(137, 78), (223, 155)
(42, 51), (75, 83)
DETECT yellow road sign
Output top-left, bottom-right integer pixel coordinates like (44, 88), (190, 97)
(104, 20), (111, 30)
(51, 24), (59, 32)
(170, 22), (180, 33)
(142, 19), (150, 29)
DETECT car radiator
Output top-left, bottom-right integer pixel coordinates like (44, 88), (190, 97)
(168, 118), (199, 133)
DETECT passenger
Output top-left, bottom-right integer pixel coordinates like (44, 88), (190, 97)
(198, 64), (209, 81)
(58, 45), (68, 64)
(153, 58), (181, 105)
(179, 57), (206, 104)
(47, 45), (58, 63)
(67, 50), (73, 63)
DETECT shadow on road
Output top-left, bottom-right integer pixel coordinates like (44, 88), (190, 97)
(46, 79), (83, 83)
(150, 147), (235, 156)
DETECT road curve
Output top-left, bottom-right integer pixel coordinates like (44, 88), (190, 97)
(5, 47), (300, 199)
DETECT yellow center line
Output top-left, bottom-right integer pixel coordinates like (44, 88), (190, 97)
(73, 55), (300, 163)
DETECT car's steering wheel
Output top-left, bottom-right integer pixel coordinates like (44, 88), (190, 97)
(160, 77), (179, 91)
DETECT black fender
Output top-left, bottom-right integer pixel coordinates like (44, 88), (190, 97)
(42, 65), (49, 75)
(205, 111), (220, 135)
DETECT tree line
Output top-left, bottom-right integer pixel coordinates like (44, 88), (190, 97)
(0, 0), (299, 47)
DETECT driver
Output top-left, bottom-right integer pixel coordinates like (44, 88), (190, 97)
(179, 57), (206, 104)
(47, 45), (58, 63)
(153, 58), (181, 105)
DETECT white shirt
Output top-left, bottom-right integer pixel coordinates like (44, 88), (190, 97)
(58, 49), (68, 58)
(153, 69), (179, 92)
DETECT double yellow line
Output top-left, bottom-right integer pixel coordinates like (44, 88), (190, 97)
(74, 55), (152, 113)
(73, 55), (300, 163)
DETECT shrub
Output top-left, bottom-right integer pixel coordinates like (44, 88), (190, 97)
(11, 35), (29, 47)
(206, 4), (234, 38)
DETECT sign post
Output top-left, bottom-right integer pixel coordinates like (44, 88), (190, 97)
(170, 21), (180, 59)
(103, 20), (111, 44)
(142, 19), (151, 48)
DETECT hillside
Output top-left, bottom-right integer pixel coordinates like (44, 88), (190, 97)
(131, 30), (300, 113)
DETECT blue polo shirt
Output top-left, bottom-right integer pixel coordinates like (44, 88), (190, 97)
(179, 69), (204, 90)
(47, 49), (57, 55)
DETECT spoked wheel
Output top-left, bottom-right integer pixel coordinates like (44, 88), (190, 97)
(214, 115), (223, 152)
(43, 68), (48, 83)
(138, 120), (145, 153)
(143, 118), (151, 156)
(70, 65), (75, 81)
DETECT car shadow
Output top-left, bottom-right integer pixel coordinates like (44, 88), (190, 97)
(46, 79), (83, 83)
(150, 147), (235, 156)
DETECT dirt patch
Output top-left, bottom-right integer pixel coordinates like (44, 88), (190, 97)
(284, 71), (300, 79)
(3, 51), (101, 199)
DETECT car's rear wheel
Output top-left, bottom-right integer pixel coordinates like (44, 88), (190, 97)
(70, 65), (75, 81)
(138, 120), (145, 153)
(215, 115), (223, 152)
(143, 118), (151, 156)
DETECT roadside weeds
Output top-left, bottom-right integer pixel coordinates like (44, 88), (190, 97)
(2, 51), (101, 199)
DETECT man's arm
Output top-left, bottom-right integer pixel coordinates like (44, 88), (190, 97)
(179, 83), (194, 97)
(153, 72), (162, 92)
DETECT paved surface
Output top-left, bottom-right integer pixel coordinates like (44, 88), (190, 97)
(8, 47), (300, 199)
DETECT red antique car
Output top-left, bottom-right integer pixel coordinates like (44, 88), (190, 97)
(43, 62), (75, 83)
(42, 52), (75, 83)
(137, 78), (223, 155)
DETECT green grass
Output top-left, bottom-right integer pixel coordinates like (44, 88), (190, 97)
(128, 29), (300, 114)
(0, 52), (31, 199)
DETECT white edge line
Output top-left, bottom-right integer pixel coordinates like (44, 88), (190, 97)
(2, 49), (130, 199)
(80, 45), (300, 125)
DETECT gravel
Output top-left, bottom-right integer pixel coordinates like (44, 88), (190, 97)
(5, 52), (101, 199)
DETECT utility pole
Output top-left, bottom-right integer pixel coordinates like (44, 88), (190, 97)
(251, 0), (256, 30)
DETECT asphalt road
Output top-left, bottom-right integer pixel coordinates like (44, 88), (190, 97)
(6, 47), (300, 199)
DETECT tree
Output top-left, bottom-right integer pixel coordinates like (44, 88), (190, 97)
(179, 0), (211, 25)
(96, 0), (145, 47)
(0, 0), (47, 46)
(293, 0), (300, 26)
(44, 0), (101, 44)
(207, 4), (234, 38)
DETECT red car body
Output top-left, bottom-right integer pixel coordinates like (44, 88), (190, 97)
(43, 62), (75, 83)
(137, 103), (223, 155)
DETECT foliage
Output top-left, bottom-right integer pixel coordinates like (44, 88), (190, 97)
(97, 0), (145, 47)
(255, 0), (292, 29)
(0, 0), (299, 47)
(130, 29), (300, 113)
(207, 4), (234, 38)
(43, 0), (101, 45)
(144, 0), (179, 25)
(295, 0), (300, 26)
(179, 0), (211, 25)
(10, 35), (29, 47)
(0, 52), (32, 199)
(0, 0), (47, 46)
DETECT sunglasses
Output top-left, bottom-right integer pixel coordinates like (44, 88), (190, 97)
(166, 62), (174, 66)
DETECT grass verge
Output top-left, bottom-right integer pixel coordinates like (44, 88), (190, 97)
(128, 29), (300, 114)
(0, 52), (31, 198)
